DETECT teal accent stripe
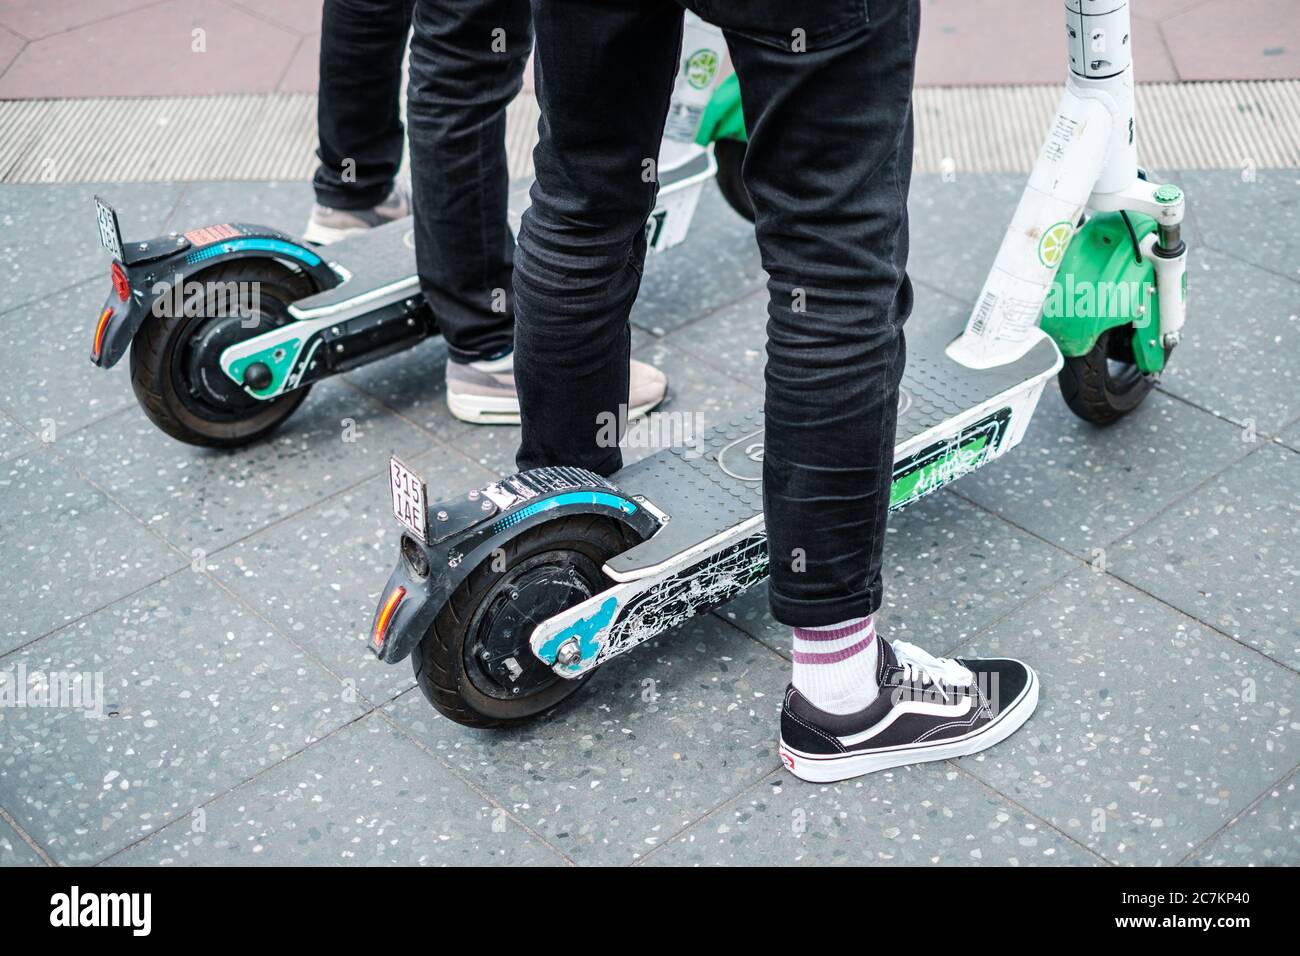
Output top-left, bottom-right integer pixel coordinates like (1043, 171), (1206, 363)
(186, 238), (322, 267)
(490, 491), (636, 534)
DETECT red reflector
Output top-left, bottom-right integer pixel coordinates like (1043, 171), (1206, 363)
(92, 307), (114, 359)
(372, 586), (406, 648)
(110, 262), (130, 302)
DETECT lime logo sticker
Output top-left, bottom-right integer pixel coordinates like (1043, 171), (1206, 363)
(889, 408), (1012, 511)
(1037, 220), (1074, 268)
(685, 48), (719, 89)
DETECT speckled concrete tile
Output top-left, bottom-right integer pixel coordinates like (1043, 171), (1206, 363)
(1153, 247), (1300, 433)
(907, 173), (1024, 303)
(158, 180), (316, 242)
(341, 337), (474, 444)
(211, 448), (493, 704)
(627, 338), (763, 465)
(0, 818), (46, 867)
(663, 288), (767, 384)
(956, 390), (1250, 557)
(57, 379), (436, 556)
(0, 572), (354, 864)
(0, 280), (136, 436)
(718, 489), (1075, 660)
(1189, 774), (1299, 866)
(0, 183), (185, 315)
(645, 765), (1097, 866)
(1109, 444), (1299, 670)
(629, 182), (763, 336)
(0, 449), (185, 655)
(1181, 169), (1300, 284)
(111, 713), (564, 866)
(952, 569), (1299, 865)
(384, 613), (787, 864)
(0, 407), (37, 463)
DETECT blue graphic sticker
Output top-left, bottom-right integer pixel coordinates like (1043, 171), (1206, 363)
(490, 491), (636, 535)
(186, 238), (322, 268)
(537, 596), (619, 669)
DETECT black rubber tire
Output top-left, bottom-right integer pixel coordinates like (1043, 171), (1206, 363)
(714, 138), (754, 223)
(413, 516), (632, 729)
(129, 261), (314, 448)
(1058, 327), (1159, 426)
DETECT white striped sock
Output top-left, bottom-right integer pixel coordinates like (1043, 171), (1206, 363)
(791, 616), (880, 715)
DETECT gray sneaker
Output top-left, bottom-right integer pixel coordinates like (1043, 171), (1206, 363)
(303, 184), (411, 245)
(446, 351), (668, 425)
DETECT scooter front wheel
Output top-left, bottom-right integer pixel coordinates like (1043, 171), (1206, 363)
(129, 261), (314, 448)
(1058, 327), (1161, 426)
(413, 515), (630, 728)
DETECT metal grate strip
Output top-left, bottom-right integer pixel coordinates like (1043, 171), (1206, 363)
(1, 81), (1298, 184)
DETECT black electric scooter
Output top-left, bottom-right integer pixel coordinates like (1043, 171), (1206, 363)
(88, 146), (715, 447)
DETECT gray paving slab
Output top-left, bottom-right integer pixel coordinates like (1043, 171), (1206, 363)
(1280, 414), (1300, 453)
(1109, 444), (1299, 670)
(57, 379), (437, 556)
(718, 488), (1076, 661)
(0, 182), (185, 314)
(0, 407), (37, 463)
(663, 287), (767, 384)
(627, 338), (764, 465)
(384, 613), (787, 864)
(0, 571), (354, 864)
(907, 173), (1024, 303)
(1181, 168), (1300, 283)
(111, 713), (565, 866)
(645, 766), (1098, 866)
(951, 568), (1299, 865)
(211, 448), (494, 705)
(629, 182), (764, 336)
(0, 279), (135, 436)
(159, 180), (316, 240)
(956, 389), (1250, 557)
(0, 817), (46, 867)
(1188, 773), (1299, 866)
(1154, 247), (1300, 434)
(0, 447), (184, 655)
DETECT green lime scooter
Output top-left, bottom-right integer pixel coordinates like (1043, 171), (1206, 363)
(367, 0), (1187, 728)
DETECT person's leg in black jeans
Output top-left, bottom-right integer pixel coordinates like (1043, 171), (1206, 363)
(313, 0), (415, 211)
(517, 0), (914, 626)
(407, 0), (530, 363)
(515, 0), (683, 473)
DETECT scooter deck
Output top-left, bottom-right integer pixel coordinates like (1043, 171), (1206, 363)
(290, 217), (419, 319)
(607, 311), (1061, 579)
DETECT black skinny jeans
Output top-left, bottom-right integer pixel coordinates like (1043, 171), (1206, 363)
(515, 0), (919, 626)
(313, 0), (529, 361)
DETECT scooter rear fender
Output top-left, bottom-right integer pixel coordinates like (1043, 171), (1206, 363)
(91, 222), (338, 369)
(370, 468), (661, 666)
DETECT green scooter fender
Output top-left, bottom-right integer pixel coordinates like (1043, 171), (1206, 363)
(695, 72), (748, 146)
(1040, 212), (1166, 374)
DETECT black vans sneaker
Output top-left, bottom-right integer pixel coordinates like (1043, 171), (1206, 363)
(778, 637), (1039, 783)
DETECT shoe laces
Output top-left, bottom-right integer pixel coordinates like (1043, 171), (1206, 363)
(891, 640), (974, 701)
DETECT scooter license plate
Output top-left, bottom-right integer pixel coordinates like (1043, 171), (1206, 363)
(389, 456), (428, 543)
(94, 196), (124, 260)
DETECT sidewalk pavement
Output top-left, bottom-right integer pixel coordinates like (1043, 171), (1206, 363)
(0, 0), (1297, 100)
(0, 167), (1297, 866)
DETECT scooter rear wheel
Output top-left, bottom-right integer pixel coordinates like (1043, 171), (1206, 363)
(129, 261), (314, 448)
(413, 515), (631, 728)
(1058, 327), (1161, 426)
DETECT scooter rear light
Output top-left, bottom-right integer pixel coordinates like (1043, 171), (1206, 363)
(92, 306), (113, 359)
(110, 261), (130, 301)
(372, 586), (406, 648)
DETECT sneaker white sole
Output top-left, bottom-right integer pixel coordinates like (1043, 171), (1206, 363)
(446, 391), (666, 427)
(301, 221), (371, 246)
(778, 664), (1039, 783)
